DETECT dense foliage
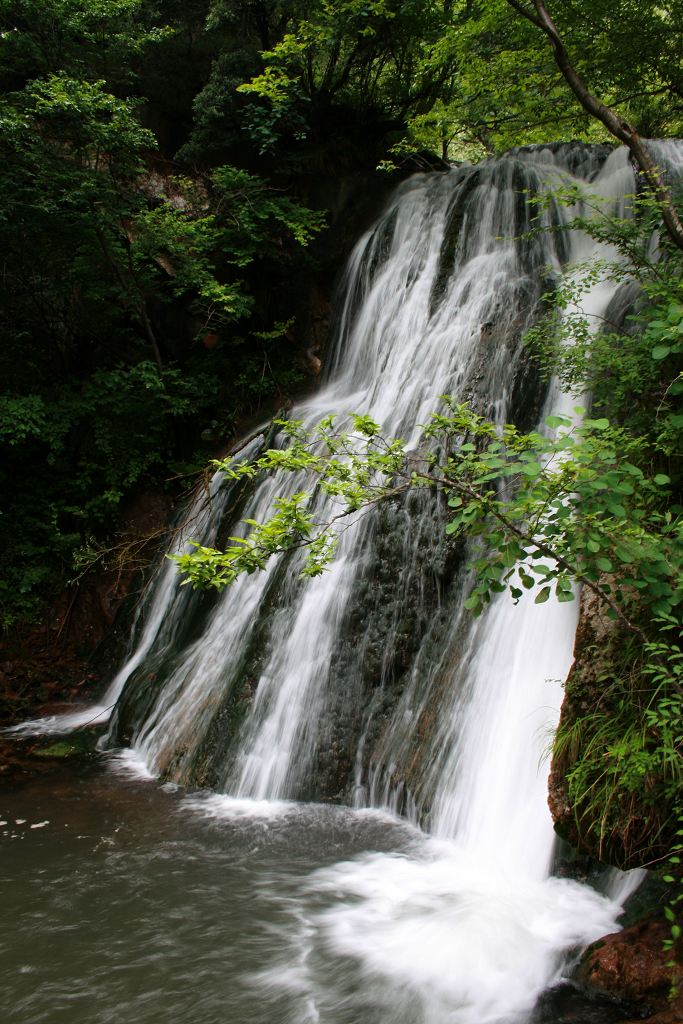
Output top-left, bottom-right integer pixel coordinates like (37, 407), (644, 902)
(0, 0), (325, 624)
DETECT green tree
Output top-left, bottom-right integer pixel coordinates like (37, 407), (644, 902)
(0, 2), (324, 626)
(207, 0), (449, 162)
(380, 0), (683, 161)
(504, 0), (683, 250)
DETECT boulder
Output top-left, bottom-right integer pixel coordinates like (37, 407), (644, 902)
(578, 919), (682, 1021)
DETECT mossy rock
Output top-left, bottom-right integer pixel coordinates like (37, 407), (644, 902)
(34, 730), (98, 759)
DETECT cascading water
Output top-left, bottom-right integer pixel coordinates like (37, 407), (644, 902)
(12, 141), (678, 1023)
(111, 143), (622, 801)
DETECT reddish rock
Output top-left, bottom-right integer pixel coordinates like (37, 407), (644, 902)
(579, 919), (682, 1019)
(306, 346), (322, 376)
(310, 287), (331, 350)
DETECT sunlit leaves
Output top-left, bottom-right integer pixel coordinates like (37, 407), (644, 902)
(176, 417), (410, 586)
(176, 399), (681, 635)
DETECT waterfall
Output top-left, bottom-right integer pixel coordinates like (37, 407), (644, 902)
(14, 141), (676, 1022)
(109, 143), (628, 799)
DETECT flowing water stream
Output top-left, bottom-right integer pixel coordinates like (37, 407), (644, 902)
(5, 142), (677, 1023)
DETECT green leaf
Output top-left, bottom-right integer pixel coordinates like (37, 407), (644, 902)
(585, 417), (609, 430)
(535, 586), (551, 604)
(605, 500), (627, 517)
(652, 344), (672, 360)
(654, 474), (671, 486)
(544, 414), (570, 429)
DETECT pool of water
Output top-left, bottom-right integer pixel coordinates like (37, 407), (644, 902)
(0, 752), (423, 1024)
(0, 752), (633, 1024)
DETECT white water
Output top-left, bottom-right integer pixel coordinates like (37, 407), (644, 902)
(12, 142), (670, 1022)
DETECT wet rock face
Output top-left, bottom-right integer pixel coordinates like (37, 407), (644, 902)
(578, 920), (682, 1022)
(548, 584), (673, 871)
(548, 586), (615, 853)
(621, 996), (683, 1024)
(303, 490), (463, 804)
(531, 982), (647, 1023)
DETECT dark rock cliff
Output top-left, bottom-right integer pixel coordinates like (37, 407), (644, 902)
(550, 588), (682, 1020)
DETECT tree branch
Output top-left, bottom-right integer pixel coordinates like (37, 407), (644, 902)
(415, 464), (649, 641)
(505, 0), (683, 252)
